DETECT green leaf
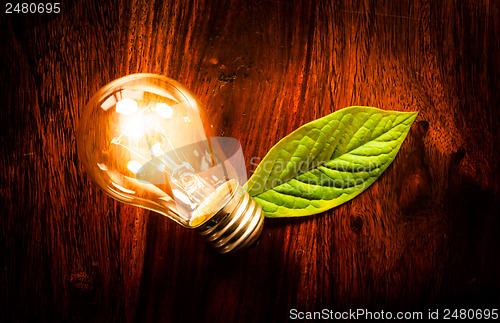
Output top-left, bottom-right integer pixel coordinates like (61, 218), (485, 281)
(245, 106), (417, 218)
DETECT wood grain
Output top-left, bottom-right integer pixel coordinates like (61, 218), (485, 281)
(1, 0), (499, 321)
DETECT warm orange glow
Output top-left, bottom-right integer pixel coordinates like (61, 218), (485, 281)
(116, 98), (138, 115)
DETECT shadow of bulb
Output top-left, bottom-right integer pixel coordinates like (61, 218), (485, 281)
(77, 74), (264, 254)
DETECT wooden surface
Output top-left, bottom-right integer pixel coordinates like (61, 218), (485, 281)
(1, 0), (499, 321)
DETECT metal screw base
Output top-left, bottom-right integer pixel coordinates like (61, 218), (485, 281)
(197, 186), (264, 254)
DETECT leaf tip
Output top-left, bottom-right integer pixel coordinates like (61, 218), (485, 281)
(409, 110), (418, 123)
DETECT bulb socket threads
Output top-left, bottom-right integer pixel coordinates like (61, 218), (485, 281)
(197, 186), (264, 254)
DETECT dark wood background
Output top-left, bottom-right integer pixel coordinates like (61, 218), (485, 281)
(1, 0), (499, 321)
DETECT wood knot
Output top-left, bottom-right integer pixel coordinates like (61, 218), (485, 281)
(66, 271), (98, 319)
(414, 120), (429, 138)
(350, 215), (363, 233)
(68, 271), (94, 293)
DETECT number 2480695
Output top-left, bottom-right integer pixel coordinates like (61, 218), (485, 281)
(5, 3), (60, 14)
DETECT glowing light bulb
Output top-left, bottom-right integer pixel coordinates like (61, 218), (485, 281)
(77, 74), (264, 253)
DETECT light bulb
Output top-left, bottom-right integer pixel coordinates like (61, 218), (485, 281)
(77, 74), (264, 254)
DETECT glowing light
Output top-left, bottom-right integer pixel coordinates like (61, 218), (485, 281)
(151, 142), (164, 157)
(127, 160), (142, 174)
(78, 74), (263, 253)
(116, 98), (138, 115)
(172, 189), (191, 204)
(156, 103), (174, 118)
(122, 115), (146, 140)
